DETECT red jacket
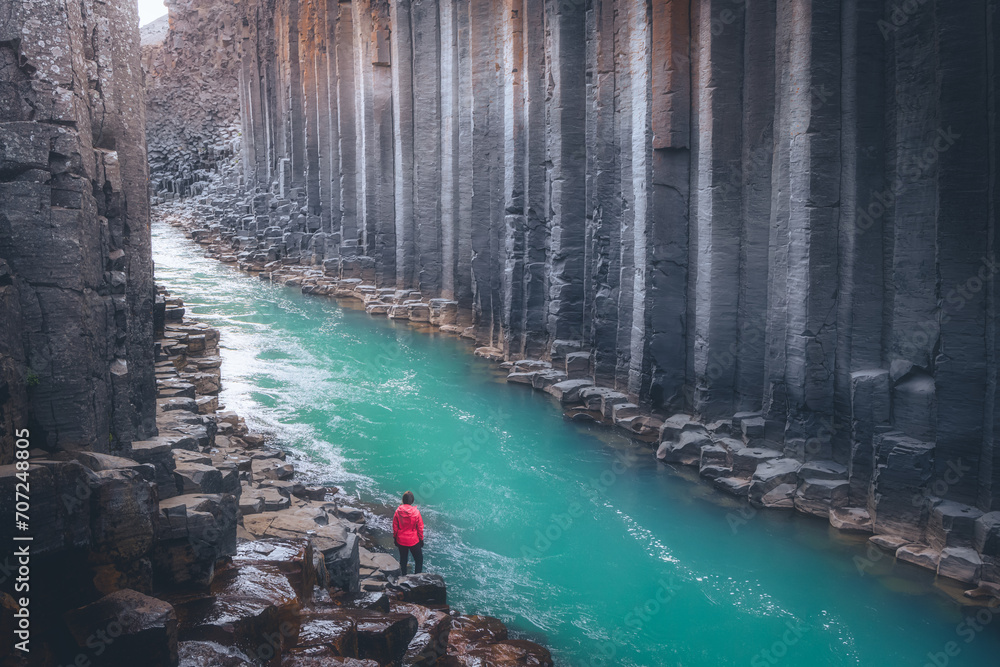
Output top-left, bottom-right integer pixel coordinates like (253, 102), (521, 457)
(393, 504), (424, 547)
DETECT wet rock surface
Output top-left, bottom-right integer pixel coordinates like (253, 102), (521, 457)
(0, 290), (552, 665)
(0, 0), (156, 464)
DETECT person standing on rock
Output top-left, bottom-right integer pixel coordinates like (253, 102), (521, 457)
(393, 491), (425, 575)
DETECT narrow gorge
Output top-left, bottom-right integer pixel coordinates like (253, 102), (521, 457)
(2, 0), (1000, 664)
(143, 0), (1000, 568)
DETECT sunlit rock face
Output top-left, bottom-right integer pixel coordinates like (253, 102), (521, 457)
(0, 0), (156, 461)
(146, 1), (999, 516)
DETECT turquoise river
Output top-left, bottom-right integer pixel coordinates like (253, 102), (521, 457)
(153, 221), (1000, 667)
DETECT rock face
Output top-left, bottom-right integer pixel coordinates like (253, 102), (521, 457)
(141, 0), (242, 197)
(0, 0), (157, 464)
(144, 0), (1000, 522)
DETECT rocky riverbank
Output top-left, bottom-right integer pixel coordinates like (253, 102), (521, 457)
(0, 290), (553, 666)
(154, 184), (1000, 603)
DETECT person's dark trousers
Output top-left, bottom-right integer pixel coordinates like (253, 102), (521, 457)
(397, 541), (423, 575)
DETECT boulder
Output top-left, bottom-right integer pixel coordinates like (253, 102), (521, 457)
(258, 479), (308, 498)
(252, 458), (296, 481)
(506, 371), (537, 385)
(937, 547), (983, 584)
(460, 640), (554, 666)
(336, 506), (366, 523)
(927, 501), (983, 550)
(473, 347), (503, 361)
(88, 469), (158, 562)
(869, 534), (912, 553)
(244, 511), (360, 593)
(698, 444), (731, 480)
(362, 579), (387, 592)
(158, 397), (199, 413)
(172, 449), (212, 466)
(329, 592), (392, 613)
(868, 431), (934, 542)
(563, 351), (591, 375)
(658, 414), (697, 442)
(740, 416), (766, 440)
(759, 483), (797, 509)
(65, 590), (178, 667)
(446, 615), (508, 655)
(896, 544), (941, 572)
(130, 438), (180, 498)
(829, 508), (873, 534)
(974, 512), (1000, 556)
(340, 610), (418, 667)
(72, 452), (155, 482)
(360, 549), (401, 578)
(388, 573), (447, 605)
(731, 448), (782, 478)
(242, 483), (292, 512)
(158, 378), (197, 399)
(174, 461), (224, 494)
(748, 459), (801, 506)
(234, 539), (318, 603)
(178, 640), (255, 666)
(544, 379), (594, 405)
(797, 460), (847, 482)
(794, 479), (850, 518)
(168, 563), (299, 661)
(391, 601), (450, 666)
(612, 403), (641, 423)
(713, 477), (752, 497)
(577, 387), (628, 415)
(290, 607), (358, 658)
(154, 494), (239, 588)
(530, 370), (568, 391)
(656, 430), (711, 466)
(512, 360), (551, 372)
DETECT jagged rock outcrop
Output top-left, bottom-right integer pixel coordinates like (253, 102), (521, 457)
(0, 0), (156, 464)
(141, 0), (242, 197)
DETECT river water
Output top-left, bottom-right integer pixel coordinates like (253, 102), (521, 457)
(153, 221), (1000, 666)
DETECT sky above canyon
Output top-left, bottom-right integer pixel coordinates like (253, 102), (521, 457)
(137, 0), (167, 25)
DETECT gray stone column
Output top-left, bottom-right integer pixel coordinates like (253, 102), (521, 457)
(836, 0), (886, 464)
(782, 0), (841, 459)
(935, 0), (991, 505)
(543, 0), (587, 351)
(691, 0), (745, 420)
(336, 0), (359, 249)
(733, 0), (775, 414)
(391, 0), (416, 285)
(646, 0), (691, 411)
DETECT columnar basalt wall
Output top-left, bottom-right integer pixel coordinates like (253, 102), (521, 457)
(141, 0), (243, 197)
(0, 0), (156, 462)
(151, 1), (1000, 523)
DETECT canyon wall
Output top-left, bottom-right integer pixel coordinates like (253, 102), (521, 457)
(147, 0), (1000, 523)
(142, 0), (243, 197)
(0, 0), (156, 463)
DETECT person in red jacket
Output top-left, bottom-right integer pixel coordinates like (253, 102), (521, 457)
(392, 491), (425, 575)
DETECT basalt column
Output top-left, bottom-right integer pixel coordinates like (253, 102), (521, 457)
(644, 0), (691, 412)
(1, 0), (155, 461)
(542, 0), (586, 353)
(690, 0), (745, 420)
(199, 0), (1000, 516)
(934, 0), (992, 506)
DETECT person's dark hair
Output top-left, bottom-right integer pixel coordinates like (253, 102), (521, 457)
(402, 491), (414, 505)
